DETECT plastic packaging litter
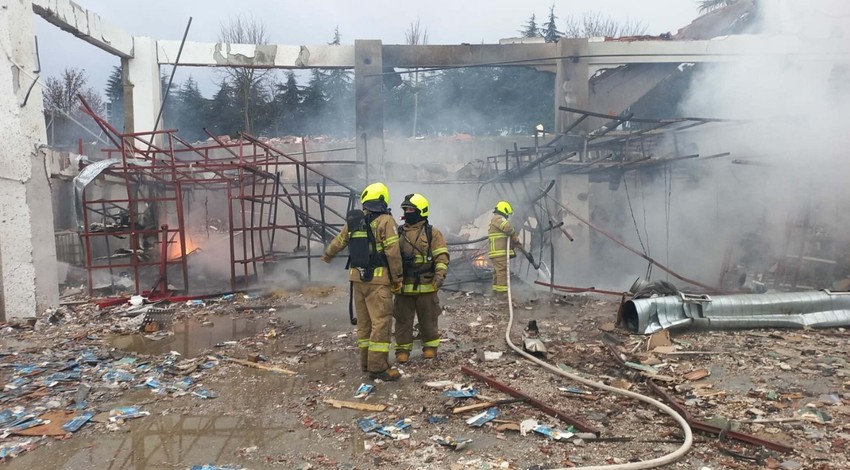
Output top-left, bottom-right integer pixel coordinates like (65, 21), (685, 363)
(357, 418), (379, 433)
(62, 411), (95, 433)
(354, 383), (374, 399)
(109, 406), (150, 422)
(192, 388), (218, 399)
(444, 388), (478, 398)
(532, 423), (574, 441)
(466, 408), (499, 427)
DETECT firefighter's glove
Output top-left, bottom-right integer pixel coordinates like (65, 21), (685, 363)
(433, 275), (445, 289)
(391, 281), (403, 294)
(321, 254), (332, 264)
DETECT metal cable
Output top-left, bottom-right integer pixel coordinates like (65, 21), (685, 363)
(504, 239), (692, 469)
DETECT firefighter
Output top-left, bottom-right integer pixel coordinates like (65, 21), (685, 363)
(393, 193), (449, 363)
(322, 182), (404, 381)
(488, 200), (522, 296)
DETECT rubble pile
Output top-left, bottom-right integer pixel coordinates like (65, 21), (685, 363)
(0, 285), (847, 469)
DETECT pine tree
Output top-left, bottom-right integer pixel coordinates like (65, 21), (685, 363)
(206, 79), (241, 137)
(329, 26), (342, 45)
(273, 71), (303, 135)
(105, 66), (124, 131)
(323, 27), (354, 137)
(520, 14), (541, 38)
(160, 73), (180, 131)
(301, 69), (327, 135)
(173, 76), (210, 142)
(543, 5), (563, 43)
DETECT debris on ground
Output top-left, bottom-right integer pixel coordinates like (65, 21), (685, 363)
(0, 284), (848, 469)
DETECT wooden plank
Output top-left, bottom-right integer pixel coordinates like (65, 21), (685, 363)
(324, 399), (387, 412)
(224, 357), (296, 375)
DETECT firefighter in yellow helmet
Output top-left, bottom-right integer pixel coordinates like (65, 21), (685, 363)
(393, 193), (450, 363)
(322, 182), (404, 381)
(488, 200), (522, 296)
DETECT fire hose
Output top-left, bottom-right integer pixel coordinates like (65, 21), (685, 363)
(504, 239), (692, 469)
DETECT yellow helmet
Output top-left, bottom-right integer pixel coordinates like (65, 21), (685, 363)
(401, 193), (429, 218)
(360, 182), (389, 206)
(495, 200), (513, 216)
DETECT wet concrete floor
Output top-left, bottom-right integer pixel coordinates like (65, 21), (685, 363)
(109, 302), (354, 357)
(5, 348), (371, 470)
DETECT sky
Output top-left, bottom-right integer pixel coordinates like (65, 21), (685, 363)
(33, 0), (705, 96)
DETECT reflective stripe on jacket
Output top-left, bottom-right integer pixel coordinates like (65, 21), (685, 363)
(398, 220), (449, 294)
(488, 214), (521, 258)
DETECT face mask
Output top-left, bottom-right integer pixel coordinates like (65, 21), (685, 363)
(403, 212), (422, 225)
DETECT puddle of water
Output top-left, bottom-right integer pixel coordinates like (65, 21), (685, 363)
(109, 300), (360, 358)
(5, 414), (300, 470)
(110, 315), (270, 357)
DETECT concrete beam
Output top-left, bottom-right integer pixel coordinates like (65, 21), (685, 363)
(157, 36), (850, 69)
(381, 44), (557, 68)
(1, 0), (60, 319)
(584, 36), (850, 65)
(157, 42), (557, 69)
(31, 0), (134, 58)
(157, 41), (354, 68)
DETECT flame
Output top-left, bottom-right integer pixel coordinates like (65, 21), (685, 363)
(472, 254), (490, 269)
(168, 237), (199, 260)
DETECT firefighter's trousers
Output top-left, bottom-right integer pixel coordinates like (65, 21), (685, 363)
(490, 256), (508, 293)
(394, 292), (441, 353)
(354, 282), (394, 373)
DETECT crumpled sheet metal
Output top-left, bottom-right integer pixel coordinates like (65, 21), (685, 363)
(623, 291), (850, 334)
(73, 158), (150, 230)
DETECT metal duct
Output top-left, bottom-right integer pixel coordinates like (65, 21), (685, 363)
(623, 290), (850, 334)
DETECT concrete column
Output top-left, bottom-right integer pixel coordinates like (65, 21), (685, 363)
(554, 39), (590, 157)
(554, 173), (590, 285)
(124, 36), (161, 135)
(354, 40), (385, 182)
(0, 0), (59, 319)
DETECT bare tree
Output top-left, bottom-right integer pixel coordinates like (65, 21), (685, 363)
(218, 15), (270, 134)
(563, 12), (647, 38)
(405, 19), (429, 138)
(42, 67), (105, 145)
(43, 68), (103, 115)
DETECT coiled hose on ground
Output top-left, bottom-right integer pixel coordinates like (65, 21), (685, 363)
(503, 240), (692, 469)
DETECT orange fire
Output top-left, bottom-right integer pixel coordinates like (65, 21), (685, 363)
(472, 254), (490, 269)
(168, 237), (200, 260)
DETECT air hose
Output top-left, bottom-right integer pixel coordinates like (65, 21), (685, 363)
(503, 240), (692, 469)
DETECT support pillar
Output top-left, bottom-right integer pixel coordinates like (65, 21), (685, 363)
(555, 173), (591, 285)
(354, 40), (385, 182)
(554, 39), (590, 159)
(0, 0), (59, 319)
(124, 36), (162, 135)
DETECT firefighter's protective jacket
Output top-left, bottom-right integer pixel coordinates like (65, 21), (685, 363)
(324, 211), (403, 285)
(488, 214), (522, 258)
(398, 220), (449, 294)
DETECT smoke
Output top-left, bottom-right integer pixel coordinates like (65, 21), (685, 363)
(579, 0), (850, 291)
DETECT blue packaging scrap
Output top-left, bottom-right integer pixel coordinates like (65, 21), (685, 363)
(466, 408), (499, 427)
(444, 388), (478, 398)
(62, 411), (95, 433)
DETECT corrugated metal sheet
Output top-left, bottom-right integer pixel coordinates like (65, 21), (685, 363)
(623, 291), (850, 334)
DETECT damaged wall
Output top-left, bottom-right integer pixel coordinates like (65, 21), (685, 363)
(0, 0), (60, 318)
